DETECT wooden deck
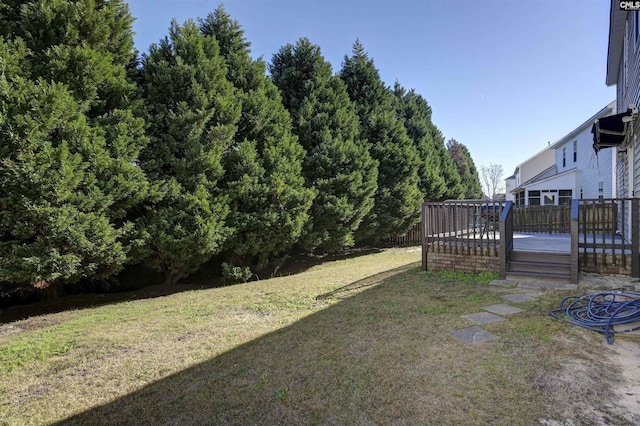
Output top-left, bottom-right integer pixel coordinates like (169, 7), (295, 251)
(421, 199), (640, 282)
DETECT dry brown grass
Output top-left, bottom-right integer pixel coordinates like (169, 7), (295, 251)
(0, 247), (635, 425)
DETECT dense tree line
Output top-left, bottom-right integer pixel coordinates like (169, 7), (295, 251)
(0, 1), (482, 293)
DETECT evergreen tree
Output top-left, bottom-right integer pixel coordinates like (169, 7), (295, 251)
(431, 127), (465, 200)
(199, 6), (314, 267)
(270, 38), (378, 253)
(0, 1), (148, 293)
(139, 19), (239, 284)
(446, 139), (483, 199)
(392, 83), (447, 201)
(340, 40), (421, 241)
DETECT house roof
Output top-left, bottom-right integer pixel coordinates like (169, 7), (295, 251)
(511, 167), (578, 194)
(606, 2), (627, 86)
(511, 164), (557, 193)
(548, 101), (616, 150)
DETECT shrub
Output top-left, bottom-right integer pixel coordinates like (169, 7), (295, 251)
(221, 263), (253, 284)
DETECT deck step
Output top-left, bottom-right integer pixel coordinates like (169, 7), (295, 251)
(510, 251), (570, 264)
(506, 271), (571, 283)
(507, 260), (570, 274)
(507, 250), (571, 283)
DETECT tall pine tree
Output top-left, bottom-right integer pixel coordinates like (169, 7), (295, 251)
(270, 38), (378, 253)
(138, 19), (239, 284)
(340, 40), (421, 241)
(446, 139), (483, 199)
(392, 83), (448, 201)
(0, 0), (149, 293)
(198, 6), (314, 268)
(431, 126), (465, 200)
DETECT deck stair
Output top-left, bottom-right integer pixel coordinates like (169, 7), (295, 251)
(506, 250), (571, 282)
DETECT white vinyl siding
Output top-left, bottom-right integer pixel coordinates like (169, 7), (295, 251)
(554, 122), (613, 199)
(620, 13), (640, 117)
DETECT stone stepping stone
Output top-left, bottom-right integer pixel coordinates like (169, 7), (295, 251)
(502, 294), (538, 303)
(488, 279), (518, 287)
(461, 312), (506, 325)
(517, 281), (577, 291)
(452, 326), (499, 344)
(483, 304), (524, 316)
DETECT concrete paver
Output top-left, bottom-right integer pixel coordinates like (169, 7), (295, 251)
(483, 304), (524, 316)
(462, 312), (506, 325)
(452, 326), (499, 344)
(502, 294), (538, 303)
(452, 275), (580, 346)
(517, 281), (577, 291)
(488, 279), (518, 287)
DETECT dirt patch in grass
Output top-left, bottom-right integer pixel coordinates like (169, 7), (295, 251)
(0, 247), (639, 425)
(535, 333), (634, 425)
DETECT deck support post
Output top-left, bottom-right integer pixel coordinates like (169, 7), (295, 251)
(422, 202), (428, 271)
(570, 199), (579, 284)
(499, 201), (513, 280)
(632, 199), (639, 278)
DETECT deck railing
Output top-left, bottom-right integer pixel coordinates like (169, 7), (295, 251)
(420, 198), (640, 279)
(422, 200), (503, 257)
(571, 199), (579, 283)
(499, 201), (513, 279)
(513, 205), (571, 234)
(388, 222), (422, 246)
(577, 198), (639, 277)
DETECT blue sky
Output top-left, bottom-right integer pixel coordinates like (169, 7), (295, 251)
(128, 0), (616, 179)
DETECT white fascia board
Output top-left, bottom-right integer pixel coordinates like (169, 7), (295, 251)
(522, 168), (578, 191)
(548, 101), (616, 150)
(607, 2), (627, 86)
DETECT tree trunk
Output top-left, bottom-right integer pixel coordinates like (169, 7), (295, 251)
(163, 271), (182, 286)
(37, 281), (64, 300)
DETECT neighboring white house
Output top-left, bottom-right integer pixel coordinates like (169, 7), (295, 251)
(506, 102), (616, 206)
(505, 146), (555, 205)
(602, 2), (640, 201)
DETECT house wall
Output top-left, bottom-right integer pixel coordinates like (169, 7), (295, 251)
(552, 107), (615, 200)
(618, 11), (640, 119)
(525, 171), (576, 193)
(505, 177), (516, 202)
(616, 11), (640, 200)
(518, 149), (555, 184)
(613, 9), (640, 242)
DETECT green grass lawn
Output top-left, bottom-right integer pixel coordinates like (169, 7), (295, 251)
(0, 247), (631, 425)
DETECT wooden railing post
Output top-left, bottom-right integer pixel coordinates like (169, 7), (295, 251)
(570, 199), (579, 284)
(422, 202), (428, 271)
(632, 199), (639, 278)
(499, 201), (513, 280)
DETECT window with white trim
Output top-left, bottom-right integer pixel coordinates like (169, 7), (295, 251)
(559, 190), (572, 205)
(598, 182), (604, 200)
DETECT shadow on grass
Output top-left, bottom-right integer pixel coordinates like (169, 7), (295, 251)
(315, 264), (414, 300)
(53, 263), (548, 426)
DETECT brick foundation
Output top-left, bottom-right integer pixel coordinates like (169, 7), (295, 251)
(424, 249), (633, 277)
(579, 254), (632, 275)
(425, 251), (500, 274)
